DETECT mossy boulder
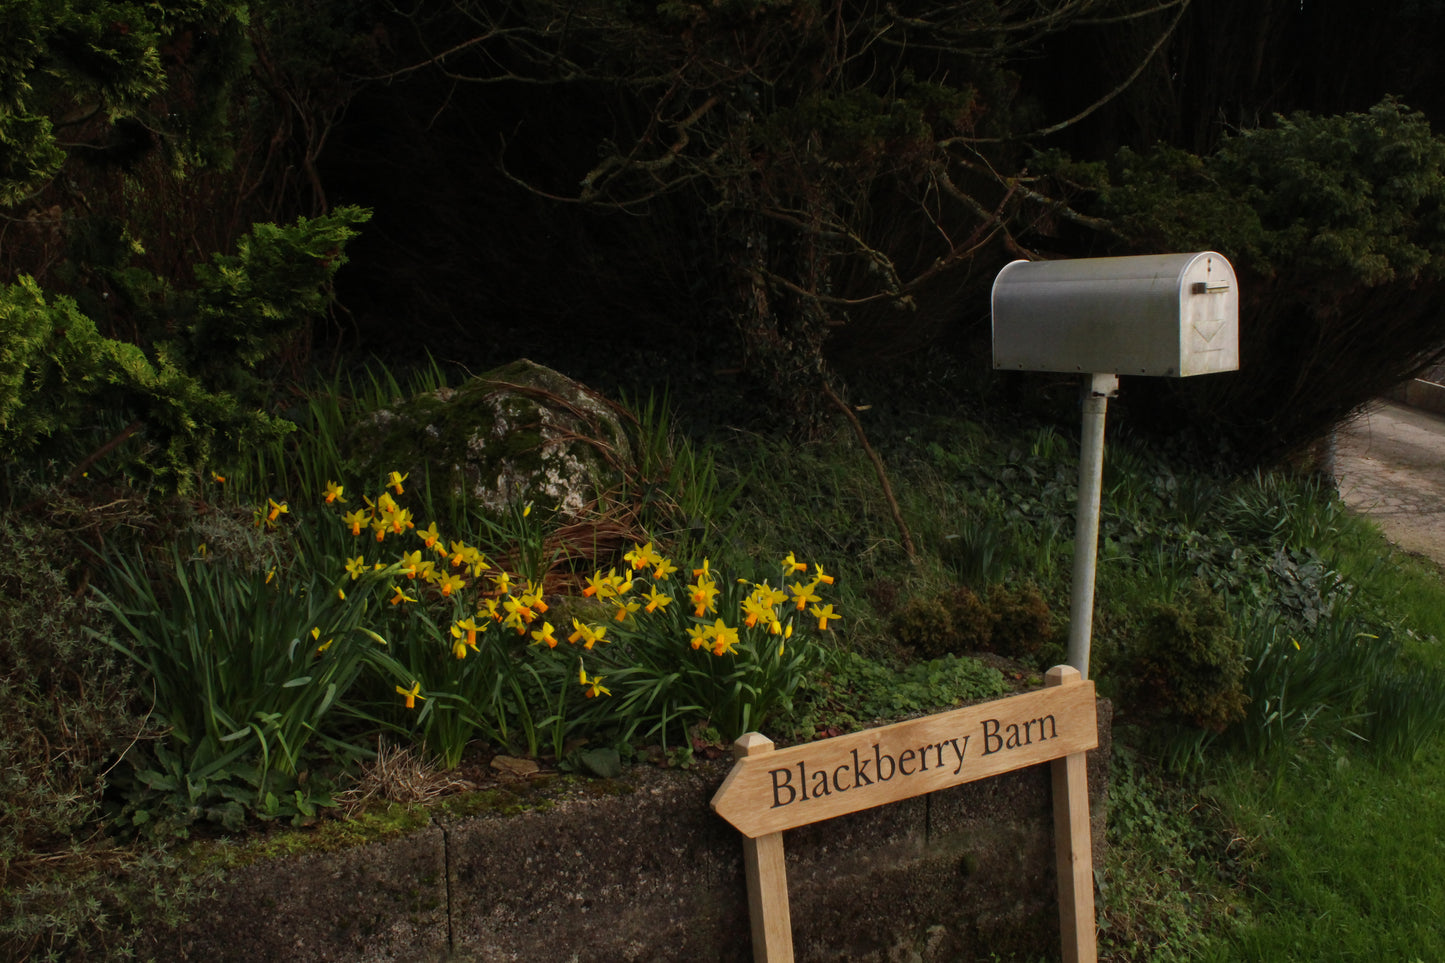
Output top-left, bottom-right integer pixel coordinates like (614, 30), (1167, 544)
(352, 359), (630, 517)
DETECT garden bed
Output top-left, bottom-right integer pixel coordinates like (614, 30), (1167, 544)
(147, 697), (1111, 962)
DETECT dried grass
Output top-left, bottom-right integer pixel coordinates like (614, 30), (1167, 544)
(335, 740), (476, 810)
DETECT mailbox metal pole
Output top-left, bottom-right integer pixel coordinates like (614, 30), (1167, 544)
(1067, 373), (1118, 680)
(991, 252), (1239, 679)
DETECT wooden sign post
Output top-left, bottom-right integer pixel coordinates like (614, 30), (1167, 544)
(711, 665), (1098, 962)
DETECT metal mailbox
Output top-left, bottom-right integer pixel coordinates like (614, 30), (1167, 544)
(991, 252), (1239, 377)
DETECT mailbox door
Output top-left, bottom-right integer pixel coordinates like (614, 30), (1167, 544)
(1177, 253), (1239, 376)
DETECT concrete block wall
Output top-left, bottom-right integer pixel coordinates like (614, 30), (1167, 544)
(151, 700), (1110, 962)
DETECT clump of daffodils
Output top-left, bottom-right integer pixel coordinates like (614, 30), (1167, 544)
(581, 541), (840, 658)
(321, 473), (839, 712)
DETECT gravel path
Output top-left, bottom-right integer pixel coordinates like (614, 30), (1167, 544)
(1334, 399), (1445, 567)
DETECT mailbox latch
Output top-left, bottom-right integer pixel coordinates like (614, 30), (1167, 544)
(1193, 281), (1231, 294)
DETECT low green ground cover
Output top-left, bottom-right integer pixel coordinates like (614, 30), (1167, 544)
(1201, 746), (1445, 961)
(6, 361), (1445, 960)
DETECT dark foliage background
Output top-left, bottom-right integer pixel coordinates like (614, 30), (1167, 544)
(313, 0), (1445, 457)
(8, 0), (1445, 458)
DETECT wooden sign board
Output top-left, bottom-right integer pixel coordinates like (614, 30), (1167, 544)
(711, 665), (1099, 963)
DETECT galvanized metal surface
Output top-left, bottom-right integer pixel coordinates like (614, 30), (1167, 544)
(991, 252), (1239, 377)
(1066, 374), (1117, 680)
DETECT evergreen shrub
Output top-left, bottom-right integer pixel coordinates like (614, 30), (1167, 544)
(1118, 581), (1247, 733)
(985, 582), (1054, 661)
(891, 582), (1055, 663)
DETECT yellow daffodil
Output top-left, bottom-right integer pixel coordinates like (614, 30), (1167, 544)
(399, 550), (424, 579)
(390, 585), (417, 606)
(464, 549), (489, 576)
(452, 617), (483, 650)
(491, 570), (514, 595)
(396, 680), (424, 708)
(366, 492), (409, 535)
(754, 580), (788, 609)
(418, 521), (442, 549)
(813, 563), (835, 585)
(709, 619), (740, 657)
(686, 623), (710, 650)
(692, 558), (712, 578)
(211, 472), (226, 484)
(568, 619), (608, 650)
(388, 507), (415, 535)
(338, 507), (366, 537)
(531, 621), (559, 649)
(312, 628), (335, 653)
(689, 576), (720, 617)
(503, 596), (536, 631)
(789, 579), (821, 611)
(613, 597), (641, 622)
(809, 603), (840, 630)
(643, 587), (672, 614)
(437, 571), (466, 596)
(323, 481), (346, 504)
(579, 663), (610, 698)
(624, 542), (661, 571)
(652, 557), (678, 580)
(522, 581), (549, 613)
(741, 595), (772, 629)
(387, 470), (408, 494)
(450, 540), (487, 573)
(345, 555), (367, 579)
(583, 568), (625, 599)
(781, 551), (807, 575)
(266, 498), (289, 523)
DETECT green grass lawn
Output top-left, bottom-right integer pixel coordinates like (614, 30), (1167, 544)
(1094, 509), (1445, 962)
(1205, 744), (1445, 961)
(1183, 517), (1445, 962)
